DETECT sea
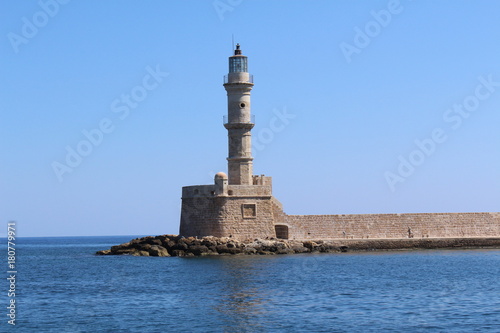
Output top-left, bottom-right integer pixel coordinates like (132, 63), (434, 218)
(2, 236), (499, 332)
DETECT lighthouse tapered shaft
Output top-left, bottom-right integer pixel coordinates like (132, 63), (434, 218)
(223, 44), (254, 185)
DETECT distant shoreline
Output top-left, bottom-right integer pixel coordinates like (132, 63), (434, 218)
(95, 235), (500, 257)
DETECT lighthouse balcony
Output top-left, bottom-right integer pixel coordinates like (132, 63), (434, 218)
(223, 115), (255, 129)
(223, 74), (254, 84)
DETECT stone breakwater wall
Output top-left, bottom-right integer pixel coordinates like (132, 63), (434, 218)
(95, 235), (500, 257)
(285, 212), (500, 240)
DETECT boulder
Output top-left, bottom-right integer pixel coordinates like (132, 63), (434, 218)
(216, 244), (242, 254)
(164, 234), (182, 242)
(139, 243), (152, 251)
(183, 237), (197, 245)
(215, 244), (228, 253)
(148, 245), (170, 257)
(130, 250), (150, 256)
(188, 245), (210, 256)
(288, 241), (310, 253)
(243, 247), (257, 255)
(257, 250), (276, 255)
(276, 248), (295, 255)
(155, 235), (167, 242)
(227, 247), (242, 254)
(163, 240), (176, 250)
(114, 248), (135, 255)
(303, 241), (318, 250)
(173, 241), (189, 251)
(111, 242), (130, 252)
(149, 239), (163, 246)
(201, 238), (218, 248)
(171, 250), (186, 257)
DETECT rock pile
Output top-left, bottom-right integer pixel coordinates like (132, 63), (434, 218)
(95, 235), (344, 257)
(96, 235), (500, 257)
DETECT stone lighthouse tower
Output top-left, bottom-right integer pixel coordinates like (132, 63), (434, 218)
(179, 44), (285, 240)
(224, 44), (254, 185)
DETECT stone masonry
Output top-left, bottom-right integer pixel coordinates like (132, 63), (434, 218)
(284, 212), (500, 240)
(180, 174), (277, 240)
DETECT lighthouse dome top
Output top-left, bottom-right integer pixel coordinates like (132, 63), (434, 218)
(215, 172), (228, 179)
(234, 43), (243, 55)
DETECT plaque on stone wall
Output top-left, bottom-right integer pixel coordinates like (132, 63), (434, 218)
(242, 204), (256, 218)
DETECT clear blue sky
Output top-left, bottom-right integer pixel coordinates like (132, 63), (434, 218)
(1, 0), (499, 237)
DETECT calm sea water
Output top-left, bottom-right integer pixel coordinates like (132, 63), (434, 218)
(3, 236), (499, 332)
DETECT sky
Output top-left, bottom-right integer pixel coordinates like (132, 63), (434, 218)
(1, 0), (499, 237)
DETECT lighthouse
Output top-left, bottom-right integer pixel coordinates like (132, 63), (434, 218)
(179, 44), (283, 240)
(223, 44), (254, 185)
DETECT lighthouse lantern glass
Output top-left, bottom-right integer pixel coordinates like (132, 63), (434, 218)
(229, 57), (247, 73)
